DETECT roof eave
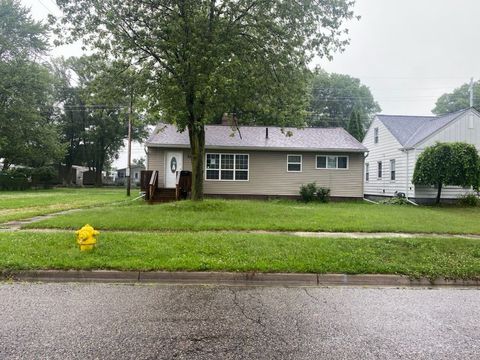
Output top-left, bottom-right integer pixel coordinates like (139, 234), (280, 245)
(146, 143), (367, 153)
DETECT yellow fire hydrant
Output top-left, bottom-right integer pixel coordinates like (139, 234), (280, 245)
(75, 224), (99, 251)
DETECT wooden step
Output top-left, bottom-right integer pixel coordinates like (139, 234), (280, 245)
(151, 188), (176, 203)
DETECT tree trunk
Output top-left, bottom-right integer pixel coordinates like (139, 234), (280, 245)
(188, 124), (205, 201)
(436, 182), (442, 204)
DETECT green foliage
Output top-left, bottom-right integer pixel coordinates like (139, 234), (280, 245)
(413, 142), (480, 203)
(31, 166), (58, 188)
(347, 109), (364, 141)
(53, 0), (357, 199)
(299, 182), (331, 203)
(433, 80), (480, 114)
(458, 194), (479, 207)
(52, 56), (151, 185)
(0, 170), (30, 190)
(0, 166), (58, 190)
(299, 182), (317, 202)
(316, 187), (331, 203)
(308, 69), (380, 130)
(379, 197), (411, 206)
(0, 1), (64, 169)
(0, 0), (48, 61)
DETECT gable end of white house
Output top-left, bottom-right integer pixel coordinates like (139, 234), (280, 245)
(364, 109), (480, 201)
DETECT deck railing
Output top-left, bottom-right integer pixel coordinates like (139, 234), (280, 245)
(148, 170), (158, 204)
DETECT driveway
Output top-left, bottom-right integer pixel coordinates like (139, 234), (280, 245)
(0, 283), (479, 359)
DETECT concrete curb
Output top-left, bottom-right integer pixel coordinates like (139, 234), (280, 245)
(1, 270), (480, 287)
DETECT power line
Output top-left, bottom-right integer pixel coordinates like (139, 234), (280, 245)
(37, 0), (54, 13)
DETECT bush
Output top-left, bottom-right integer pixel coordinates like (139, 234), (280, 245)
(299, 182), (317, 202)
(31, 166), (58, 188)
(379, 197), (411, 206)
(316, 187), (331, 203)
(0, 171), (31, 190)
(458, 194), (479, 207)
(299, 183), (331, 203)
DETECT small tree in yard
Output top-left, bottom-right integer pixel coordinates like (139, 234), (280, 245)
(413, 142), (480, 204)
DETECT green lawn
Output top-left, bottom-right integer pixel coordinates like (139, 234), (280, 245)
(25, 199), (480, 235)
(0, 231), (479, 279)
(0, 188), (128, 223)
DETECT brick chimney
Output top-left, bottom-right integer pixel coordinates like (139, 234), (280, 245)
(221, 113), (231, 126)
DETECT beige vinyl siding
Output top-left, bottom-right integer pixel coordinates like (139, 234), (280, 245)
(147, 147), (364, 197)
(147, 147), (166, 187)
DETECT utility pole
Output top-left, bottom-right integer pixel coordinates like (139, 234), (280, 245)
(126, 87), (133, 197)
(469, 77), (474, 108)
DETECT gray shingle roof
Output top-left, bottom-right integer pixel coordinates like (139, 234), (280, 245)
(377, 108), (469, 148)
(147, 123), (367, 152)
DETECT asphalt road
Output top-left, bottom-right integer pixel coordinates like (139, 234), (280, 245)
(0, 283), (479, 359)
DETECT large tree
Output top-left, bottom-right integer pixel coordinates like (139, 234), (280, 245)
(55, 0), (356, 199)
(347, 109), (364, 141)
(413, 142), (480, 204)
(0, 0), (64, 170)
(308, 69), (380, 130)
(433, 80), (480, 115)
(54, 56), (149, 186)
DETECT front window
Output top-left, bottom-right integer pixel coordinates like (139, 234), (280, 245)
(316, 155), (349, 169)
(206, 153), (249, 181)
(365, 163), (369, 181)
(374, 127), (379, 144)
(378, 161), (382, 179)
(287, 155), (302, 172)
(390, 159), (396, 181)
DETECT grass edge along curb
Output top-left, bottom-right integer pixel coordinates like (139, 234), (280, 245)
(2, 270), (480, 287)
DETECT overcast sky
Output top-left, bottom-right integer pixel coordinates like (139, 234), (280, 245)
(22, 0), (480, 166)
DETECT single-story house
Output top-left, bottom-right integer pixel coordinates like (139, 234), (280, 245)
(117, 165), (145, 186)
(362, 107), (480, 202)
(146, 123), (367, 199)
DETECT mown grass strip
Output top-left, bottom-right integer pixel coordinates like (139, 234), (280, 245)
(24, 199), (480, 235)
(1, 231), (480, 280)
(0, 188), (128, 223)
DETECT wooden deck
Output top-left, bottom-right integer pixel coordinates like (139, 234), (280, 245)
(141, 170), (191, 203)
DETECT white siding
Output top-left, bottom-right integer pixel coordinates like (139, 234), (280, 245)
(413, 109), (480, 199)
(420, 110), (480, 150)
(364, 109), (480, 200)
(363, 117), (409, 197)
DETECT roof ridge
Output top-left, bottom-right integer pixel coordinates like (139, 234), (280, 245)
(403, 109), (469, 147)
(377, 114), (436, 118)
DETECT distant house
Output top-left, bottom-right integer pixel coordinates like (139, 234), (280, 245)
(146, 123), (367, 200)
(363, 108), (480, 202)
(117, 164), (145, 186)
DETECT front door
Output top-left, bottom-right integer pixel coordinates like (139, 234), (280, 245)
(165, 151), (183, 188)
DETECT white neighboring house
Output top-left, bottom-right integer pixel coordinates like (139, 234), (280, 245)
(363, 108), (480, 203)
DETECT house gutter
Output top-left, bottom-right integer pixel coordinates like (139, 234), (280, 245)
(145, 144), (368, 153)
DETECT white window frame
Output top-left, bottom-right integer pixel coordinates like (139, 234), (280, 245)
(374, 127), (379, 144)
(377, 161), (383, 179)
(315, 155), (349, 170)
(365, 163), (369, 182)
(287, 154), (302, 172)
(205, 153), (249, 182)
(390, 159), (396, 181)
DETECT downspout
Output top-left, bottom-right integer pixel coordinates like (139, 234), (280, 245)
(363, 151), (369, 198)
(405, 149), (409, 199)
